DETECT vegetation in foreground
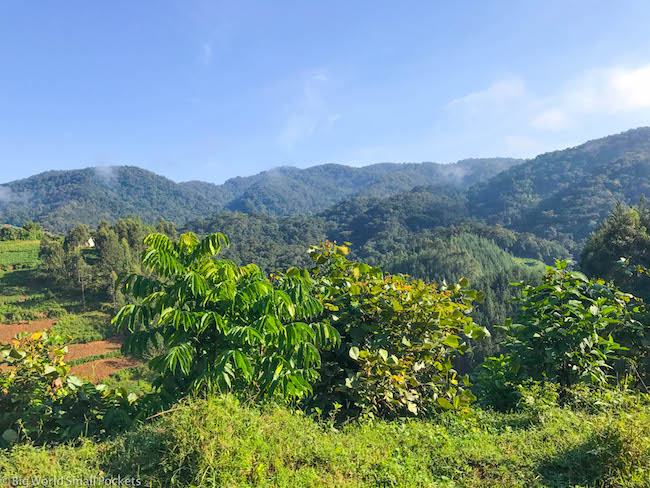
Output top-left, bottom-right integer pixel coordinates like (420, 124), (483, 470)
(0, 392), (649, 487)
(1, 196), (649, 486)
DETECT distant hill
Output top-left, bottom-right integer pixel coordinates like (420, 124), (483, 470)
(0, 166), (223, 233)
(0, 158), (522, 232)
(468, 127), (650, 249)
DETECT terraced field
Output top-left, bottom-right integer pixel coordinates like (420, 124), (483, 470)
(0, 268), (147, 389)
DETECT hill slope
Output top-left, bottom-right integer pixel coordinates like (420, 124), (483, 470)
(468, 127), (650, 248)
(0, 158), (522, 232)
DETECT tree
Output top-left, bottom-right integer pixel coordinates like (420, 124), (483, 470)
(64, 224), (91, 250)
(39, 236), (66, 281)
(156, 218), (177, 240)
(65, 250), (92, 309)
(581, 199), (650, 300)
(113, 232), (340, 401)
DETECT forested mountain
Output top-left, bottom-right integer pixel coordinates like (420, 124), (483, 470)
(219, 158), (521, 215)
(0, 167), (224, 232)
(2, 127), (649, 251)
(0, 158), (521, 232)
(469, 127), (650, 250)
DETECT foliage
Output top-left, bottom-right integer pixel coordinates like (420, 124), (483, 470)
(581, 198), (650, 301)
(114, 232), (340, 401)
(297, 242), (489, 418)
(0, 331), (141, 444)
(469, 127), (650, 250)
(497, 260), (642, 388)
(3, 394), (650, 487)
(0, 222), (43, 241)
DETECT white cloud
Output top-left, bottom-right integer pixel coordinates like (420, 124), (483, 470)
(531, 108), (570, 130)
(609, 65), (650, 110)
(448, 78), (527, 111)
(446, 62), (650, 153)
(0, 186), (16, 203)
(94, 165), (118, 183)
(534, 64), (650, 129)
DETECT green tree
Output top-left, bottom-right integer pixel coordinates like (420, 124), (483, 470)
(581, 199), (650, 300)
(39, 236), (66, 281)
(113, 232), (340, 401)
(64, 224), (92, 250)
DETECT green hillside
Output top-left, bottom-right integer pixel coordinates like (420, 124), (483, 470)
(0, 159), (521, 233)
(468, 127), (650, 250)
(0, 240), (40, 270)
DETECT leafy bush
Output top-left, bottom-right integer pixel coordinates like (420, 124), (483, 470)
(298, 242), (489, 418)
(0, 332), (142, 445)
(497, 260), (642, 388)
(114, 232), (340, 401)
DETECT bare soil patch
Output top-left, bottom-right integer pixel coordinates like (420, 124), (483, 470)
(70, 356), (143, 383)
(65, 336), (123, 361)
(0, 319), (57, 343)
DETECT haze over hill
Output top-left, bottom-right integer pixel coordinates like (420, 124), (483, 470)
(1, 127), (650, 251)
(0, 158), (521, 232)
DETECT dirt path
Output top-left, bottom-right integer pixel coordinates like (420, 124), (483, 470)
(0, 319), (57, 343)
(70, 355), (143, 383)
(65, 336), (123, 361)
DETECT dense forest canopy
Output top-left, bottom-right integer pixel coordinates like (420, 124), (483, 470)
(469, 127), (650, 250)
(0, 158), (521, 233)
(2, 128), (649, 258)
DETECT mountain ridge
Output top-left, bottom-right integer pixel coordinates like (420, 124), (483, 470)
(0, 157), (522, 232)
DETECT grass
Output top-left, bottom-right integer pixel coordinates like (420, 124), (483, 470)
(0, 394), (648, 487)
(0, 268), (94, 323)
(50, 311), (117, 343)
(67, 350), (123, 367)
(0, 240), (40, 269)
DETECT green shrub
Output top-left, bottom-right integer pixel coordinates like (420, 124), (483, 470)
(114, 232), (340, 401)
(0, 331), (142, 445)
(298, 242), (489, 418)
(498, 260), (642, 388)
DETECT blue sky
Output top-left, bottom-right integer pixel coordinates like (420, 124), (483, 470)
(2, 1), (650, 184)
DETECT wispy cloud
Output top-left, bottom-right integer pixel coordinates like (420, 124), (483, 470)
(0, 186), (16, 203)
(277, 71), (342, 150)
(533, 65), (650, 129)
(443, 62), (650, 157)
(448, 77), (527, 111)
(451, 64), (650, 133)
(94, 165), (119, 183)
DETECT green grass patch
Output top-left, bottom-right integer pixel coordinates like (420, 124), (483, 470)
(1, 395), (648, 487)
(67, 350), (123, 367)
(50, 311), (116, 343)
(0, 268), (97, 323)
(0, 240), (40, 269)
